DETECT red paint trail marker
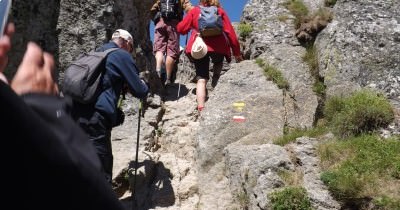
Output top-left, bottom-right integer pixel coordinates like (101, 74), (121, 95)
(233, 116), (246, 122)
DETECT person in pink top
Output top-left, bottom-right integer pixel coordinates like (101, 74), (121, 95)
(177, 0), (243, 112)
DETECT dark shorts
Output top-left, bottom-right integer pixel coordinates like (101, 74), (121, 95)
(153, 18), (180, 60)
(192, 52), (224, 80)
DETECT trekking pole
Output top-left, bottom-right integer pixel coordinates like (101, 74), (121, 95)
(132, 99), (142, 210)
(177, 34), (189, 100)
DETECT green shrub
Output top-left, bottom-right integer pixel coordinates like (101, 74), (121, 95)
(373, 196), (400, 210)
(320, 170), (364, 200)
(323, 96), (345, 122)
(393, 161), (400, 179)
(269, 187), (312, 210)
(283, 0), (309, 28)
(238, 23), (253, 38)
(318, 135), (400, 202)
(323, 90), (394, 138)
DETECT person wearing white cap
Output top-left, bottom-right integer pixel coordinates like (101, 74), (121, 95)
(72, 28), (149, 184)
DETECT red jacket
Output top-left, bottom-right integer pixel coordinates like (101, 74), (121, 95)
(177, 5), (241, 62)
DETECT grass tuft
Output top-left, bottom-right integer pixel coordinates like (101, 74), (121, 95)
(269, 187), (312, 210)
(255, 59), (289, 90)
(302, 44), (326, 97)
(324, 89), (394, 138)
(283, 0), (309, 28)
(318, 135), (400, 206)
(274, 126), (328, 146)
(237, 23), (253, 39)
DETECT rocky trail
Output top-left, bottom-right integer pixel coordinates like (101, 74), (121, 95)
(111, 69), (201, 209)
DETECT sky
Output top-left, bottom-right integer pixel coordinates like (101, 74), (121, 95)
(149, 0), (249, 46)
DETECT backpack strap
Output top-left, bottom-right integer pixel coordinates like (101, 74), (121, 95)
(103, 47), (119, 54)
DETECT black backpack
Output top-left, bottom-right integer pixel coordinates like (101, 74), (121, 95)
(160, 0), (180, 20)
(62, 48), (119, 104)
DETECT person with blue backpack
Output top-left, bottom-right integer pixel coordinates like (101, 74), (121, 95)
(177, 0), (243, 112)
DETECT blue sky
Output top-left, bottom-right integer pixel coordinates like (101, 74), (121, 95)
(219, 0), (248, 22)
(150, 0), (248, 46)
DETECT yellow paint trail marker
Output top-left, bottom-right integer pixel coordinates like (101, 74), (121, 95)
(233, 101), (246, 112)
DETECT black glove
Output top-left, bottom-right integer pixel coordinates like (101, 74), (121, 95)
(114, 107), (125, 127)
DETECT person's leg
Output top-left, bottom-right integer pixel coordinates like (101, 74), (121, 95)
(165, 20), (180, 85)
(165, 55), (175, 84)
(155, 51), (164, 78)
(153, 20), (167, 80)
(210, 53), (224, 88)
(196, 79), (207, 110)
(193, 55), (210, 111)
(95, 133), (113, 184)
(90, 112), (113, 183)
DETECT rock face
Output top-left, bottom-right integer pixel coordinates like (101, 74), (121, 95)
(7, 0), (154, 84)
(6, 0), (60, 78)
(6, 0), (400, 209)
(316, 0), (400, 101)
(196, 60), (285, 209)
(241, 0), (320, 129)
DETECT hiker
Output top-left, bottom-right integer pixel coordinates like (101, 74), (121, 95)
(0, 23), (125, 210)
(150, 0), (193, 86)
(177, 0), (243, 111)
(72, 29), (149, 184)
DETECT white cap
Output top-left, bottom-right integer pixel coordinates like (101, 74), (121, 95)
(191, 36), (208, 59)
(112, 29), (133, 42)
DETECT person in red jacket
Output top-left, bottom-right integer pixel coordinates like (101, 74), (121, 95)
(177, 0), (243, 112)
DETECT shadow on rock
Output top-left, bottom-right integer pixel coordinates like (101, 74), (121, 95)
(115, 159), (175, 210)
(163, 83), (189, 102)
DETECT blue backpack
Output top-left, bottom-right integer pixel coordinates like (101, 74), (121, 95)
(198, 5), (223, 37)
